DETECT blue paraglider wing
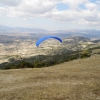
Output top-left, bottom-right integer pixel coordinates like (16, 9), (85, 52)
(36, 36), (62, 47)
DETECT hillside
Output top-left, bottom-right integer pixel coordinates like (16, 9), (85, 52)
(0, 34), (100, 65)
(0, 54), (100, 100)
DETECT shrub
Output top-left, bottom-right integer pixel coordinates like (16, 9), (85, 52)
(80, 49), (91, 58)
(17, 60), (34, 68)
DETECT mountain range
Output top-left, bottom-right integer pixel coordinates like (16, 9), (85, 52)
(0, 25), (100, 39)
(0, 25), (47, 33)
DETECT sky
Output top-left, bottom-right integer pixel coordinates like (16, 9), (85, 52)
(0, 0), (100, 31)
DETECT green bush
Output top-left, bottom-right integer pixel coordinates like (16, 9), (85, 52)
(4, 64), (16, 69)
(80, 49), (91, 58)
(17, 60), (34, 68)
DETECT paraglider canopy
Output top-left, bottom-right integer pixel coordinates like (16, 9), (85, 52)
(36, 36), (62, 47)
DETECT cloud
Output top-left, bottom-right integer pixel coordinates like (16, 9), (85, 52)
(85, 3), (97, 11)
(0, 0), (100, 26)
(63, 0), (88, 9)
(3, 0), (60, 17)
(0, 6), (8, 16)
(0, 0), (22, 6)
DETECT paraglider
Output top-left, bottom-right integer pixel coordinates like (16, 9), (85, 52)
(36, 36), (62, 47)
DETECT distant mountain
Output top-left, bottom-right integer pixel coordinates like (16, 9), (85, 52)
(0, 25), (13, 31)
(0, 25), (47, 33)
(51, 29), (100, 39)
(0, 25), (100, 39)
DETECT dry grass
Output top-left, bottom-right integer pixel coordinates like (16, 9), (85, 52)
(0, 54), (100, 100)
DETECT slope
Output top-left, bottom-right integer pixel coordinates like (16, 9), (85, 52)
(0, 54), (100, 100)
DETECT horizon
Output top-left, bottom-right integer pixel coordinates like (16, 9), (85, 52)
(1, 24), (100, 31)
(0, 0), (100, 31)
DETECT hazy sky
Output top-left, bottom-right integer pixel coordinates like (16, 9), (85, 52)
(0, 0), (100, 30)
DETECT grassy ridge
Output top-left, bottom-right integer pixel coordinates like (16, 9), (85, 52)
(2, 49), (91, 69)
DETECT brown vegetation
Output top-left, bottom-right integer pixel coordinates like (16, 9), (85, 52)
(0, 54), (100, 100)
